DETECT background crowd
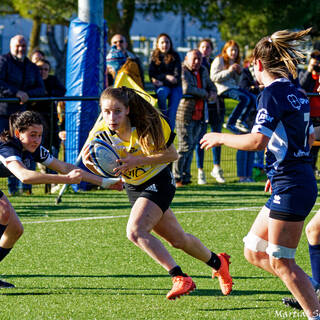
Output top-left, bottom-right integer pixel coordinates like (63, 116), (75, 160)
(0, 32), (319, 193)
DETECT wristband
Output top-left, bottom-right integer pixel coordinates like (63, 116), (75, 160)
(101, 177), (120, 189)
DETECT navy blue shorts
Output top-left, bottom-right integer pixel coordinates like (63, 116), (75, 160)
(125, 166), (176, 213)
(266, 165), (317, 220)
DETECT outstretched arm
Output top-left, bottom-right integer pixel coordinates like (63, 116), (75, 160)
(7, 160), (82, 185)
(6, 158), (123, 191)
(47, 157), (123, 190)
(200, 132), (269, 151)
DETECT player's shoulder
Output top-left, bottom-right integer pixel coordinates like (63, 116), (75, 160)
(0, 137), (22, 153)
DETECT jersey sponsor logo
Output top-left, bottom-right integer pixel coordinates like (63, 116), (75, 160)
(125, 167), (147, 179)
(256, 108), (274, 124)
(273, 194), (281, 204)
(287, 94), (301, 110)
(145, 184), (158, 192)
(294, 149), (310, 157)
(39, 146), (49, 160)
(299, 97), (309, 105)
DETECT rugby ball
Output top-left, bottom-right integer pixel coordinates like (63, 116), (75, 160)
(88, 139), (120, 177)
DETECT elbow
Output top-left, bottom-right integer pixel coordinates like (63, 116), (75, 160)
(253, 140), (267, 151)
(19, 176), (32, 184)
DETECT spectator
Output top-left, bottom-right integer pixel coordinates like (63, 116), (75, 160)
(30, 49), (45, 64)
(33, 59), (66, 193)
(106, 34), (144, 88)
(149, 33), (182, 130)
(174, 49), (217, 187)
(239, 54), (265, 182)
(299, 50), (320, 173)
(33, 59), (66, 156)
(0, 35), (46, 195)
(210, 40), (256, 134)
(196, 38), (225, 184)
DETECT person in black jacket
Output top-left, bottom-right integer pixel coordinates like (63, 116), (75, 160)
(0, 35), (46, 195)
(149, 33), (182, 130)
(33, 59), (66, 157)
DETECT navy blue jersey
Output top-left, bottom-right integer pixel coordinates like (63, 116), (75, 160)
(252, 78), (313, 177)
(0, 137), (53, 177)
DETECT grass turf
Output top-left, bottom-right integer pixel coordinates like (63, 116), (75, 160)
(0, 183), (316, 319)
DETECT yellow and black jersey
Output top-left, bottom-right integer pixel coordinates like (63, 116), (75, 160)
(87, 117), (175, 185)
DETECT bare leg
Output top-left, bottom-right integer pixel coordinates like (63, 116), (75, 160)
(153, 207), (211, 263)
(244, 206), (276, 275)
(306, 210), (320, 245)
(0, 195), (23, 249)
(268, 217), (320, 318)
(126, 198), (177, 271)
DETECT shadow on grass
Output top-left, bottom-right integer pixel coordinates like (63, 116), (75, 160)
(191, 288), (288, 297)
(3, 274), (274, 280)
(175, 183), (267, 193)
(0, 287), (288, 298)
(199, 306), (270, 312)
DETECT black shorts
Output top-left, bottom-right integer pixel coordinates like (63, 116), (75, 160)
(124, 166), (176, 213)
(0, 190), (3, 198)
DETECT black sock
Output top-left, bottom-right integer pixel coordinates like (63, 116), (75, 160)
(0, 247), (12, 263)
(206, 252), (221, 270)
(0, 224), (7, 238)
(168, 265), (187, 277)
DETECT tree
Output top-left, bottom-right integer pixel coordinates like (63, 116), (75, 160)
(12, 0), (75, 51)
(138, 0), (320, 49)
(104, 0), (135, 50)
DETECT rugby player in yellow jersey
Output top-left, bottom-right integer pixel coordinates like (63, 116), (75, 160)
(82, 86), (233, 299)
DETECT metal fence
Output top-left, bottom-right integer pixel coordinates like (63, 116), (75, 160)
(0, 92), (319, 195)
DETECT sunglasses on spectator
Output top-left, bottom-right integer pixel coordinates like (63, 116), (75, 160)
(113, 40), (124, 44)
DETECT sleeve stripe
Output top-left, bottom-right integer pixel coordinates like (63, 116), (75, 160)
(166, 132), (176, 148)
(252, 125), (273, 138)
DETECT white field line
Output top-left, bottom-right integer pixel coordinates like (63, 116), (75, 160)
(22, 204), (320, 225)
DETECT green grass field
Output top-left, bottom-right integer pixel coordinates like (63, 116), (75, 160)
(0, 183), (317, 320)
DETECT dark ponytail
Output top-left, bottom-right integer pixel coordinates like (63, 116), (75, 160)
(0, 111), (44, 143)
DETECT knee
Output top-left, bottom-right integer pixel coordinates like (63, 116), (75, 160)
(9, 223), (24, 241)
(244, 247), (260, 266)
(126, 227), (138, 244)
(167, 233), (187, 250)
(156, 88), (168, 99)
(306, 221), (320, 243)
(126, 225), (144, 245)
(269, 258), (292, 279)
(237, 93), (250, 105)
(15, 224), (24, 239)
(0, 200), (11, 225)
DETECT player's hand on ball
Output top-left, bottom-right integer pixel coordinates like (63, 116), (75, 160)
(67, 169), (82, 184)
(82, 144), (101, 175)
(109, 178), (124, 191)
(114, 151), (139, 175)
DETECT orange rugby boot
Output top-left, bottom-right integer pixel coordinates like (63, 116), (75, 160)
(166, 275), (196, 300)
(212, 253), (233, 295)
